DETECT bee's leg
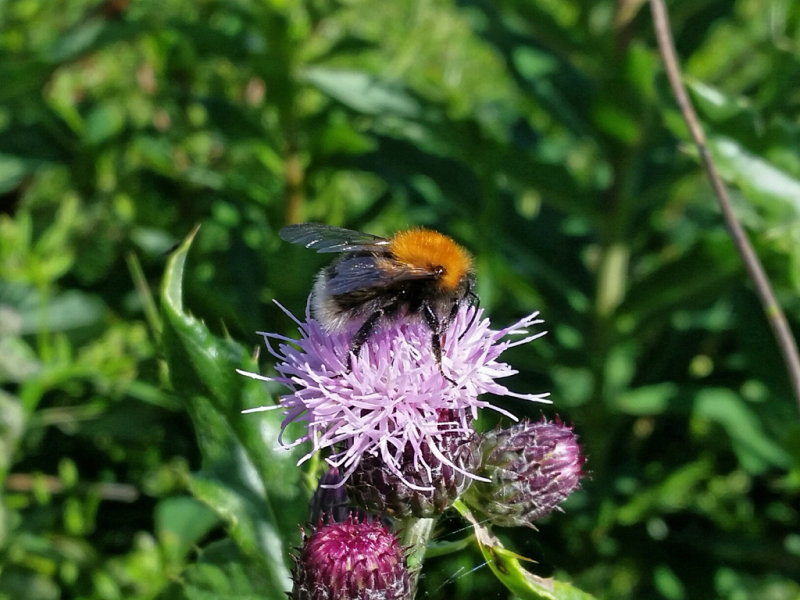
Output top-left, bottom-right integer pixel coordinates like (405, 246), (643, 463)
(457, 283), (480, 341)
(422, 303), (457, 385)
(346, 309), (384, 372)
(441, 301), (458, 333)
(441, 297), (472, 339)
(421, 303), (442, 363)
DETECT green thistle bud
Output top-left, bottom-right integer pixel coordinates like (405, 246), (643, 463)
(464, 417), (584, 528)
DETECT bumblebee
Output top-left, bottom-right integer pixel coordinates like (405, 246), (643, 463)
(279, 223), (477, 377)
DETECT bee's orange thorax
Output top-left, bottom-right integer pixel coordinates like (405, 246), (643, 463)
(389, 228), (472, 290)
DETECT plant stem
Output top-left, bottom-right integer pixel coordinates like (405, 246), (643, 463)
(649, 0), (800, 412)
(398, 516), (436, 597)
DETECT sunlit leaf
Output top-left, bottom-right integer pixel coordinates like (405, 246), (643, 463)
(455, 501), (597, 600)
(303, 67), (424, 119)
(155, 496), (220, 563)
(84, 103), (126, 146)
(160, 228), (302, 597)
(708, 136), (800, 216)
(0, 154), (31, 194)
(693, 388), (791, 473)
(169, 539), (273, 600)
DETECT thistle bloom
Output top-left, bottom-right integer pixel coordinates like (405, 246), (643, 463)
(239, 305), (550, 490)
(292, 515), (411, 600)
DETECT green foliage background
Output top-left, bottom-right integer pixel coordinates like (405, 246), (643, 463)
(1, 0), (799, 598)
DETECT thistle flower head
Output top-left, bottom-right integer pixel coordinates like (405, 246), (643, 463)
(239, 305), (549, 490)
(464, 417), (585, 528)
(292, 515), (411, 600)
(347, 421), (480, 518)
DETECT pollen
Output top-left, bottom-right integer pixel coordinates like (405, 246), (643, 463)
(390, 228), (473, 290)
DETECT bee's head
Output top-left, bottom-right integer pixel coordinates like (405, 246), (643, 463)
(389, 229), (473, 291)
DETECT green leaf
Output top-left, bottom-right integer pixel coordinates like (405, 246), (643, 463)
(0, 337), (40, 385)
(47, 18), (107, 62)
(0, 566), (60, 600)
(0, 389), (25, 485)
(614, 382), (680, 416)
(688, 79), (757, 123)
(160, 227), (305, 597)
(186, 470), (293, 566)
(84, 103), (126, 146)
(708, 135), (800, 216)
(0, 59), (51, 102)
(616, 459), (713, 525)
(669, 81), (800, 218)
(0, 283), (106, 337)
(156, 496), (220, 563)
(166, 539), (275, 600)
(47, 18), (143, 63)
(303, 67), (424, 119)
(0, 154), (32, 194)
(693, 388), (791, 473)
(454, 501), (598, 600)
(620, 242), (740, 333)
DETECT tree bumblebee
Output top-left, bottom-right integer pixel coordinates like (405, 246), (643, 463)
(279, 223), (478, 379)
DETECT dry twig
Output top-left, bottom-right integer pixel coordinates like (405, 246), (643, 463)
(649, 0), (800, 412)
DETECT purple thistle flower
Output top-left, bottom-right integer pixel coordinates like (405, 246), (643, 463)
(238, 305), (550, 489)
(292, 515), (411, 600)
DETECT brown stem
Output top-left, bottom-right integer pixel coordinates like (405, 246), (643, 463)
(649, 0), (800, 412)
(285, 138), (304, 224)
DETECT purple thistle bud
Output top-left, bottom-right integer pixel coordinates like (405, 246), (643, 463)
(239, 306), (550, 488)
(309, 468), (367, 524)
(347, 411), (480, 518)
(464, 417), (584, 528)
(292, 515), (411, 600)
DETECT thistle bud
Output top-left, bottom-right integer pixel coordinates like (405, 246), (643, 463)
(309, 468), (366, 524)
(464, 417), (584, 528)
(292, 515), (411, 600)
(347, 415), (480, 518)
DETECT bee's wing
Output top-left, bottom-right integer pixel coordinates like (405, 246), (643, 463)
(325, 256), (435, 295)
(279, 223), (390, 253)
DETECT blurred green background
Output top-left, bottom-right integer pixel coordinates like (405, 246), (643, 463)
(1, 0), (799, 598)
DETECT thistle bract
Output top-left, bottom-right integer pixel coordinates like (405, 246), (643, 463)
(347, 413), (480, 517)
